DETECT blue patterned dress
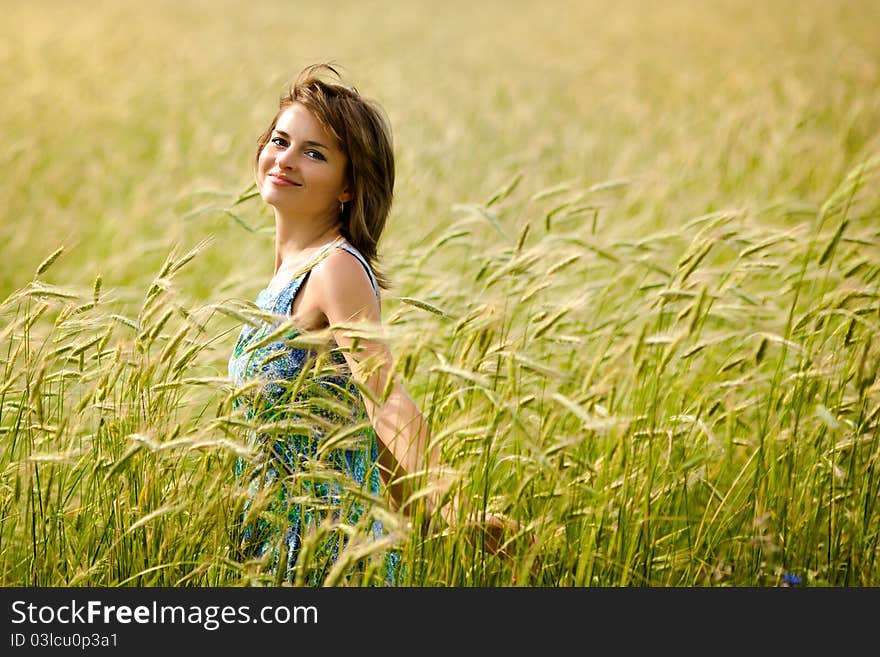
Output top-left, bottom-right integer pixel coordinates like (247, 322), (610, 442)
(227, 242), (400, 585)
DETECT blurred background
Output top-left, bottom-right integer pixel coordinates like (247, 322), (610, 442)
(3, 0), (877, 305)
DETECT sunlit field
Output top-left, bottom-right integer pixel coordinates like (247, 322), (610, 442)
(2, 0), (879, 586)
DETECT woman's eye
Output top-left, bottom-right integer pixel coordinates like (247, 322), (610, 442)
(305, 149), (326, 161)
(270, 136), (288, 147)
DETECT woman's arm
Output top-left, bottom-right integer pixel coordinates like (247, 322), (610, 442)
(310, 250), (513, 556)
(309, 251), (453, 516)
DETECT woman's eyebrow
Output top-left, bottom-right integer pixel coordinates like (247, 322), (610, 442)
(272, 129), (329, 150)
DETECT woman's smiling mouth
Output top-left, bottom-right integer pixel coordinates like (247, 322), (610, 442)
(267, 172), (301, 186)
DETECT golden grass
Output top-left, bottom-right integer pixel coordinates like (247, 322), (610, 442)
(1, 0), (879, 586)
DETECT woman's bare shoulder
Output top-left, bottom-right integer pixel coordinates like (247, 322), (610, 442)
(310, 246), (380, 321)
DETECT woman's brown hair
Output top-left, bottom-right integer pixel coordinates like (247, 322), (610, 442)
(255, 63), (394, 290)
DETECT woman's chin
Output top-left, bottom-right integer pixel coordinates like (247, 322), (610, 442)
(259, 187), (284, 208)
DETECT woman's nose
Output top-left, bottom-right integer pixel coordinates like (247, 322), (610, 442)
(276, 147), (296, 169)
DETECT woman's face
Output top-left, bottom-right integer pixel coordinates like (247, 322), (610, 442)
(256, 102), (351, 221)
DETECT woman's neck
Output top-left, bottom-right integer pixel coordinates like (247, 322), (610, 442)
(273, 214), (342, 274)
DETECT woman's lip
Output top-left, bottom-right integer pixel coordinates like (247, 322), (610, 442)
(267, 173), (300, 186)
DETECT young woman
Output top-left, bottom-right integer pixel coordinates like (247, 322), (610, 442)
(227, 64), (504, 584)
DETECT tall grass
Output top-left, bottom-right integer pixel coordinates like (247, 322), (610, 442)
(1, 0), (879, 585)
(3, 155), (878, 585)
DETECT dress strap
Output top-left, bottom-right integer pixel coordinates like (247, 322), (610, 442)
(273, 272), (309, 316)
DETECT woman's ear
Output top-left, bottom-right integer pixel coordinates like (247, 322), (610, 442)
(339, 187), (353, 204)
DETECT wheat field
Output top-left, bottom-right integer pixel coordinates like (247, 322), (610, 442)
(1, 0), (879, 586)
